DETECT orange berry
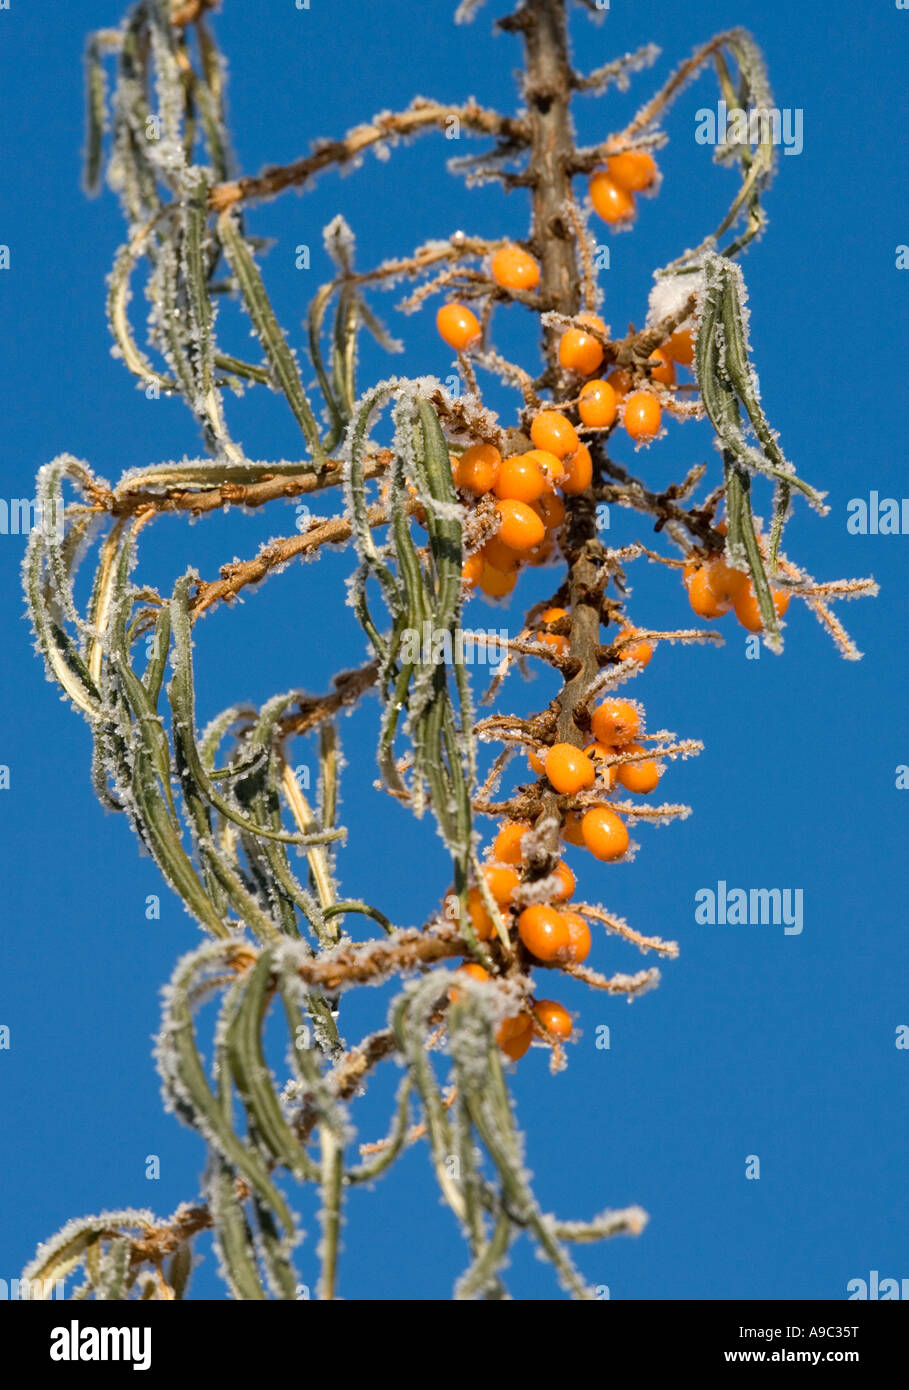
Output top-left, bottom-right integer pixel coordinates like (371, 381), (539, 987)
(436, 303), (481, 351)
(581, 807), (629, 862)
(523, 448), (565, 491)
(558, 315), (606, 376)
(527, 536), (556, 567)
(686, 565), (732, 620)
(733, 583), (791, 632)
(732, 586), (763, 632)
(530, 410), (580, 460)
(533, 999), (573, 1040)
(648, 348), (676, 386)
(615, 625), (653, 668)
(551, 859), (576, 902)
(560, 441), (593, 495)
(558, 328), (604, 377)
(483, 863), (520, 908)
(490, 244), (540, 292)
(497, 1014), (533, 1061)
(705, 554), (748, 604)
(527, 747), (546, 776)
(479, 562), (517, 599)
(459, 962), (490, 983)
(493, 821), (530, 865)
(585, 739), (615, 759)
(455, 443), (500, 495)
(517, 904), (570, 962)
(534, 493), (566, 530)
(493, 453), (548, 504)
(561, 812), (585, 847)
(590, 698), (639, 746)
(545, 743), (596, 795)
(467, 887), (495, 940)
(590, 170), (635, 224)
(606, 368), (632, 398)
(563, 911), (592, 963)
(578, 379), (617, 429)
(538, 631), (568, 655)
(498, 1015), (530, 1043)
(462, 552), (484, 589)
(537, 606), (569, 653)
(664, 328), (695, 367)
(616, 743), (660, 795)
(623, 391), (662, 442)
(585, 741), (616, 788)
(684, 550), (744, 602)
(496, 498), (546, 553)
(606, 149), (658, 192)
(449, 960), (490, 1002)
(482, 536), (521, 572)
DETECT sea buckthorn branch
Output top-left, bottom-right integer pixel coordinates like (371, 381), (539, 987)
(208, 98), (531, 213)
(559, 963), (662, 998)
(572, 904), (680, 958)
(188, 506), (390, 618)
(594, 461), (721, 546)
(21, 1202), (216, 1301)
(102, 451), (391, 518)
(397, 263), (547, 321)
(351, 233), (506, 291)
(25, 0), (880, 1301)
(570, 41), (661, 95)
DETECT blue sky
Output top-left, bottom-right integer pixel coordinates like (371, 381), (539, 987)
(1, 0), (908, 1301)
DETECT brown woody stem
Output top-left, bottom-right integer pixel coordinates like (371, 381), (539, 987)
(506, 0), (601, 865)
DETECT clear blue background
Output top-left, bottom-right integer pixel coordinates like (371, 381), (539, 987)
(1, 0), (907, 1301)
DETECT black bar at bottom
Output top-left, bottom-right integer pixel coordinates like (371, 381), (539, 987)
(4, 1298), (907, 1375)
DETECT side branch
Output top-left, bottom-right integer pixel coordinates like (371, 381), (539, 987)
(210, 99), (529, 211)
(103, 453), (392, 519)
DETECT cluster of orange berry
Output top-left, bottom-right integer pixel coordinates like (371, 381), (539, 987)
(452, 958), (574, 1061)
(454, 410), (586, 599)
(448, 367), (686, 602)
(589, 149), (660, 227)
(452, 692), (664, 1061)
(684, 524), (790, 632)
(454, 821), (589, 1060)
(436, 243), (697, 535)
(435, 148), (687, 1060)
